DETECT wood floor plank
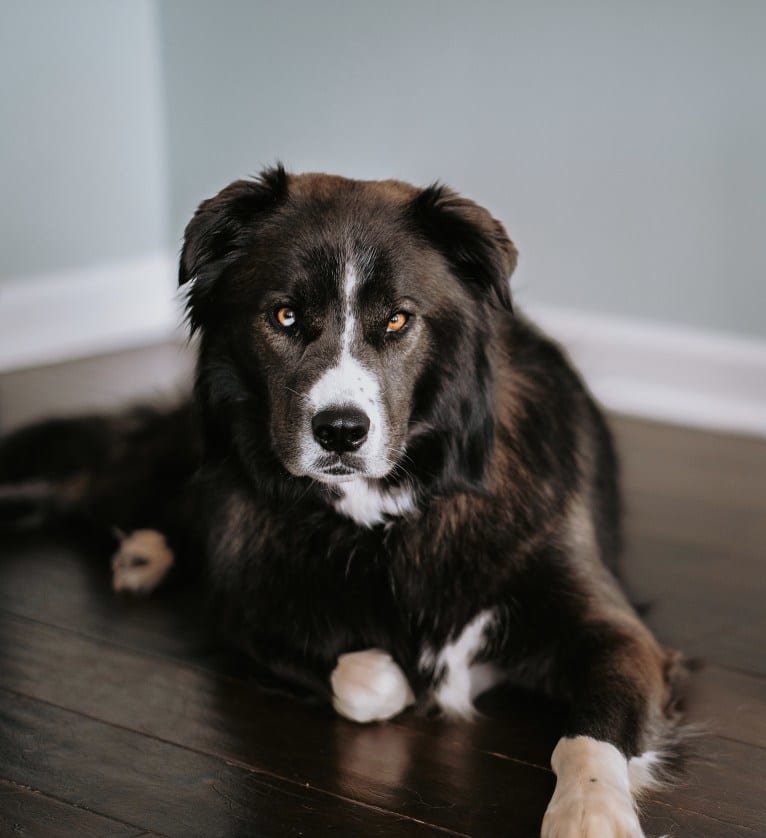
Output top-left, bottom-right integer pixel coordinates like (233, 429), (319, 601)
(0, 613), (554, 837)
(620, 534), (766, 667)
(0, 688), (466, 838)
(624, 490), (764, 566)
(683, 618), (766, 677)
(612, 415), (766, 505)
(640, 801), (761, 838)
(0, 778), (148, 838)
(0, 533), (239, 674)
(645, 736), (766, 833)
(613, 415), (766, 580)
(3, 611), (766, 834)
(684, 665), (766, 749)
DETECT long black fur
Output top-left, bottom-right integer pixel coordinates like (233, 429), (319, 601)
(0, 167), (687, 783)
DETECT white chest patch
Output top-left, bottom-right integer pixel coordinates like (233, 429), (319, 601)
(422, 609), (503, 718)
(333, 479), (415, 527)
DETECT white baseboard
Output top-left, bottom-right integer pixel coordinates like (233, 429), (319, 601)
(0, 254), (182, 372)
(1, 255), (764, 437)
(527, 304), (766, 437)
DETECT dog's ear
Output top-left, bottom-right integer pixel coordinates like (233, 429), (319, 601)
(179, 165), (289, 329)
(410, 184), (517, 311)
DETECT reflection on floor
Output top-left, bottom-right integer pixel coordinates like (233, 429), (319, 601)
(0, 415), (764, 836)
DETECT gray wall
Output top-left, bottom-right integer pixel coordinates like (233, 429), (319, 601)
(159, 0), (766, 339)
(0, 0), (168, 279)
(1, 2), (763, 339)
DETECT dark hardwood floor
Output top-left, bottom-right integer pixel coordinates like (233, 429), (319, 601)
(0, 415), (764, 837)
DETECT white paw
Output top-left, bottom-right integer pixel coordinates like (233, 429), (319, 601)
(331, 649), (415, 723)
(541, 788), (644, 838)
(542, 737), (645, 838)
(111, 529), (174, 595)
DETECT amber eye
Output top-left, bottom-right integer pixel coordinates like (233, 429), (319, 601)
(275, 307), (297, 328)
(386, 312), (409, 333)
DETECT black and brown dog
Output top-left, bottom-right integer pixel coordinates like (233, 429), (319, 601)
(0, 166), (687, 836)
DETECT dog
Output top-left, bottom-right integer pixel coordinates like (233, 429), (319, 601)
(0, 166), (687, 836)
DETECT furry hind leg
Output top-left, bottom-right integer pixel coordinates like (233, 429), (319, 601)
(111, 529), (175, 595)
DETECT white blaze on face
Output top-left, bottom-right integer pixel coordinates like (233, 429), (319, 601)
(305, 263), (388, 478)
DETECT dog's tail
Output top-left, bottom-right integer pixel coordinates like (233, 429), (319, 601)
(0, 401), (201, 535)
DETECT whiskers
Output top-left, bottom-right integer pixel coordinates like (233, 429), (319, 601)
(382, 445), (416, 485)
(283, 385), (312, 406)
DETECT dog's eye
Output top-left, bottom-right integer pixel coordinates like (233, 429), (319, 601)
(275, 307), (297, 328)
(386, 312), (409, 333)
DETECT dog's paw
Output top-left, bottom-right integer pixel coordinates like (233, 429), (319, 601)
(111, 529), (174, 595)
(331, 648), (415, 723)
(541, 790), (644, 838)
(542, 736), (645, 838)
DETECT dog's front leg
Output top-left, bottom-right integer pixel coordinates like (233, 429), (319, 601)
(543, 735), (643, 838)
(541, 620), (674, 838)
(330, 648), (415, 723)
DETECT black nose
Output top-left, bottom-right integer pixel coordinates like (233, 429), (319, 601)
(311, 407), (371, 453)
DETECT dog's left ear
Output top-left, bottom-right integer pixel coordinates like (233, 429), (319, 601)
(179, 165), (289, 329)
(410, 185), (517, 310)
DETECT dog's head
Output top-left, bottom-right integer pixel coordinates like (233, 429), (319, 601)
(180, 166), (517, 497)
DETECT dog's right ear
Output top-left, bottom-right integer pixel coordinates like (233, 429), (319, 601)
(179, 165), (289, 330)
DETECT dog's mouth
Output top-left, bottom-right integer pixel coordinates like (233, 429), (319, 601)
(324, 465), (355, 476)
(310, 455), (366, 484)
(322, 464), (356, 479)
(295, 438), (405, 485)
(317, 471), (357, 485)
